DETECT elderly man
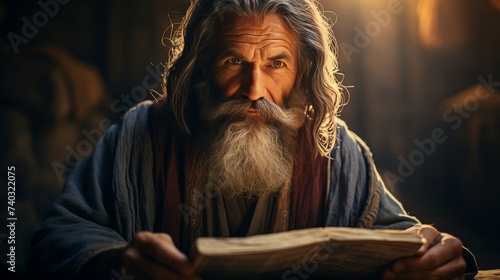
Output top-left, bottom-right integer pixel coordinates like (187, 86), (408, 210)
(29, 0), (476, 279)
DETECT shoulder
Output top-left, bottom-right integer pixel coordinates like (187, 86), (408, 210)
(121, 100), (154, 127)
(103, 101), (154, 140)
(331, 118), (373, 161)
(88, 100), (154, 163)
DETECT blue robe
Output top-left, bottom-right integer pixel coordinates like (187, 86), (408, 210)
(29, 101), (423, 279)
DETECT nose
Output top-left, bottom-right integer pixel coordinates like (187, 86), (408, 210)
(241, 66), (266, 101)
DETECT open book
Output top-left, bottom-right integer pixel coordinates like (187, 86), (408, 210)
(193, 227), (424, 279)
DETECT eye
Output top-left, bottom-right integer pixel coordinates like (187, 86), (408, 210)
(271, 61), (285, 68)
(226, 58), (242, 65)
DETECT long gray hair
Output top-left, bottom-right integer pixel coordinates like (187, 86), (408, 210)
(163, 0), (344, 157)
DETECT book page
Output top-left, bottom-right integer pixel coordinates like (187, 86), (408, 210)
(313, 240), (423, 279)
(194, 227), (423, 279)
(195, 243), (325, 279)
(195, 227), (329, 254)
(194, 228), (330, 279)
(283, 228), (423, 279)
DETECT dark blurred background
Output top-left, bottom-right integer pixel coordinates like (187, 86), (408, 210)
(0, 0), (499, 275)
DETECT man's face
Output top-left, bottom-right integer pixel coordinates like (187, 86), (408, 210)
(191, 14), (305, 197)
(211, 14), (299, 111)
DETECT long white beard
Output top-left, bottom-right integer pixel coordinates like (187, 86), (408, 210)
(192, 91), (306, 198)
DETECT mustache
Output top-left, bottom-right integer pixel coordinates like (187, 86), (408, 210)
(207, 98), (304, 129)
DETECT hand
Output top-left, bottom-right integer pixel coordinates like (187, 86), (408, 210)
(123, 231), (202, 280)
(382, 225), (467, 280)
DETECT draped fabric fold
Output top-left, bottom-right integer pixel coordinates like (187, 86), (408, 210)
(29, 100), (420, 278)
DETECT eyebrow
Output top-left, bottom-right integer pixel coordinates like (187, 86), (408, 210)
(218, 50), (244, 60)
(268, 52), (292, 61)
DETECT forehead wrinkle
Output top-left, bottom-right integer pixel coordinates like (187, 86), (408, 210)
(222, 33), (294, 44)
(220, 14), (297, 44)
(216, 14), (298, 63)
(222, 36), (295, 56)
(221, 41), (293, 62)
(223, 38), (293, 50)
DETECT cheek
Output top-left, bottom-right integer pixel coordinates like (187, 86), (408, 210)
(272, 75), (296, 103)
(213, 71), (238, 98)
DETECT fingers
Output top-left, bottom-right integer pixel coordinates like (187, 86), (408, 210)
(135, 232), (193, 274)
(123, 231), (201, 280)
(382, 226), (467, 280)
(414, 225), (442, 256)
(124, 248), (194, 280)
(396, 233), (463, 271)
(382, 256), (467, 280)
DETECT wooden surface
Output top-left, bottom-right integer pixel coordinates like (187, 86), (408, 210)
(476, 269), (500, 279)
